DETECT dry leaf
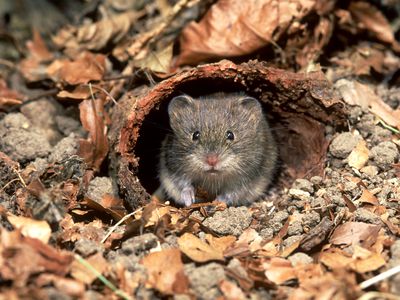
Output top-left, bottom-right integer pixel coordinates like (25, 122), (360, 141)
(70, 253), (108, 285)
(83, 194), (127, 222)
(37, 274), (85, 297)
(141, 248), (189, 294)
(78, 97), (109, 172)
(133, 43), (173, 73)
(0, 229), (73, 287)
(349, 2), (399, 46)
(336, 79), (400, 130)
(319, 248), (353, 270)
(47, 52), (106, 85)
(350, 245), (386, 273)
(219, 280), (246, 300)
(263, 257), (297, 285)
(53, 11), (144, 52)
(7, 214), (51, 244)
(348, 140), (369, 169)
(26, 29), (53, 62)
(0, 97), (22, 110)
(177, 0), (316, 65)
(358, 189), (379, 205)
(57, 86), (92, 100)
(178, 233), (224, 262)
(205, 234), (236, 255)
(329, 222), (381, 246)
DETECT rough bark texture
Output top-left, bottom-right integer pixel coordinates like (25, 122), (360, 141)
(111, 60), (348, 209)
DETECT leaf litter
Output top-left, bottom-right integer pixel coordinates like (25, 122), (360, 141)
(0, 0), (400, 299)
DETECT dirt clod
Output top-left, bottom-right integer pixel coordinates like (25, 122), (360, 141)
(288, 252), (314, 266)
(371, 141), (399, 169)
(329, 132), (362, 158)
(0, 113), (52, 162)
(185, 263), (226, 300)
(202, 206), (252, 236)
(86, 177), (118, 202)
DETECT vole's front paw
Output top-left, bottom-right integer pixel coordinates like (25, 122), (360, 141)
(180, 186), (195, 207)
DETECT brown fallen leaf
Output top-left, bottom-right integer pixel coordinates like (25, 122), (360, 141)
(0, 97), (22, 111)
(358, 189), (379, 206)
(350, 245), (386, 273)
(0, 79), (24, 100)
(219, 279), (247, 300)
(329, 222), (381, 246)
(53, 11), (144, 53)
(329, 43), (391, 77)
(336, 79), (400, 130)
(178, 233), (225, 262)
(133, 43), (174, 73)
(47, 52), (107, 85)
(289, 272), (359, 300)
(57, 85), (92, 100)
(27, 29), (53, 62)
(6, 214), (51, 244)
(176, 0), (316, 65)
(78, 97), (109, 172)
(319, 248), (354, 270)
(36, 274), (85, 297)
(70, 253), (108, 285)
(83, 194), (127, 222)
(263, 257), (297, 285)
(349, 1), (400, 49)
(348, 140), (369, 170)
(295, 263), (324, 285)
(141, 248), (189, 294)
(0, 229), (73, 287)
(18, 30), (54, 82)
(206, 234), (236, 255)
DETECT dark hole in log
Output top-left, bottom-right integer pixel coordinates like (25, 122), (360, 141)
(135, 79), (284, 196)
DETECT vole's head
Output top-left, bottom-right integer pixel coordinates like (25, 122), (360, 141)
(168, 94), (267, 180)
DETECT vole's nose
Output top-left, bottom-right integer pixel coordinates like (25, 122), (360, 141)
(205, 153), (219, 167)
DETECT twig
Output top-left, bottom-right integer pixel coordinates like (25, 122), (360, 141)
(359, 264), (400, 289)
(85, 84), (119, 106)
(101, 207), (143, 244)
(0, 178), (20, 192)
(74, 254), (132, 300)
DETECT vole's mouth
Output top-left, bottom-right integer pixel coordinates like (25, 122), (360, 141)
(205, 169), (219, 175)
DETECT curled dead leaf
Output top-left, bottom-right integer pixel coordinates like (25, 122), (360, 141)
(177, 0), (317, 65)
(349, 2), (398, 46)
(78, 97), (109, 172)
(348, 140), (369, 170)
(177, 232), (225, 262)
(7, 214), (51, 244)
(263, 257), (297, 285)
(70, 253), (108, 285)
(141, 248), (189, 294)
(53, 11), (144, 53)
(329, 222), (381, 247)
(336, 79), (400, 130)
(47, 52), (107, 85)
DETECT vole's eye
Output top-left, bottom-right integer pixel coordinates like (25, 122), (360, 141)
(226, 130), (234, 141)
(192, 131), (200, 141)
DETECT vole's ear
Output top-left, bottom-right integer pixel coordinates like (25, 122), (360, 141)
(168, 95), (194, 117)
(238, 97), (262, 114)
